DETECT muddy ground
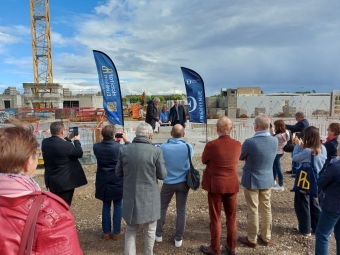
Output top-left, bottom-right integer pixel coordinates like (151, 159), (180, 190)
(34, 153), (337, 255)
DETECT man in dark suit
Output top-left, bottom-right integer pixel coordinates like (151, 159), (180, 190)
(199, 116), (242, 255)
(168, 99), (186, 127)
(42, 121), (87, 206)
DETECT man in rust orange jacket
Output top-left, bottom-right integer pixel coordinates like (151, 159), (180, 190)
(199, 116), (241, 255)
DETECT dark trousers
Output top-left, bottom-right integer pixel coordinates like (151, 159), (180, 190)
(156, 182), (189, 241)
(294, 191), (321, 234)
(52, 189), (75, 206)
(208, 192), (237, 252)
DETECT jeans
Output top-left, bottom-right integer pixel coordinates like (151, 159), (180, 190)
(294, 192), (321, 234)
(273, 154), (284, 186)
(125, 221), (157, 255)
(315, 210), (340, 255)
(102, 199), (122, 234)
(156, 182), (189, 241)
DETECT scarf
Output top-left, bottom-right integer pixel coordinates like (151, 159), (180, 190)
(322, 135), (338, 145)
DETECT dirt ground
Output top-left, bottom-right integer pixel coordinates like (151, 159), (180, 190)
(33, 153), (337, 255)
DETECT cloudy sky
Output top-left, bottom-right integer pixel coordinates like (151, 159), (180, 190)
(0, 0), (339, 96)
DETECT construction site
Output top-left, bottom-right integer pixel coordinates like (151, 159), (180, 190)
(1, 0), (340, 160)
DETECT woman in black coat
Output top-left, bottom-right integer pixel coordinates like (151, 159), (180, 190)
(93, 125), (129, 240)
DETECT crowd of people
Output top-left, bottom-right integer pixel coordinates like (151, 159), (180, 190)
(0, 111), (339, 255)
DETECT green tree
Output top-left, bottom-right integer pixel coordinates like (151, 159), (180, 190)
(169, 94), (182, 100)
(129, 95), (141, 103)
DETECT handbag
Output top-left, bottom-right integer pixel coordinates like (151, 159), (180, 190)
(291, 154), (318, 197)
(19, 193), (46, 255)
(186, 144), (200, 190)
(283, 130), (295, 152)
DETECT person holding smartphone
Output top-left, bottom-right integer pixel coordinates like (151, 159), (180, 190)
(93, 125), (129, 240)
(42, 121), (87, 206)
(285, 112), (309, 176)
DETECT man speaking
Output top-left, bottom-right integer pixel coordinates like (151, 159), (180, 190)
(168, 99), (186, 127)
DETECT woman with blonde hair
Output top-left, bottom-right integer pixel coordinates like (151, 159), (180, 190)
(292, 126), (326, 236)
(270, 119), (290, 191)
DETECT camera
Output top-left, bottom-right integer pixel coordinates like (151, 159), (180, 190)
(69, 127), (78, 139)
(115, 133), (123, 138)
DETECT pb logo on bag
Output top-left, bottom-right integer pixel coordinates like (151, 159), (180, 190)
(297, 170), (310, 190)
(291, 154), (318, 198)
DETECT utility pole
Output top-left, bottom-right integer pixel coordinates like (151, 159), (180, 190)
(173, 87), (177, 95)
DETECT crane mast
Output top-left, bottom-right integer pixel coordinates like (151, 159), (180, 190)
(29, 0), (53, 84)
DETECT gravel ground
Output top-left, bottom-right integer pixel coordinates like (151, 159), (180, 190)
(33, 153), (337, 255)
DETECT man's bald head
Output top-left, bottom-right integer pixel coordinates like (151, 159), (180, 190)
(216, 116), (233, 135)
(171, 124), (185, 138)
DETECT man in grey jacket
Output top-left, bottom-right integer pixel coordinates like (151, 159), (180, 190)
(116, 122), (167, 255)
(238, 114), (278, 248)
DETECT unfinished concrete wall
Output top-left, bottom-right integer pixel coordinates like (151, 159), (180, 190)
(23, 83), (63, 108)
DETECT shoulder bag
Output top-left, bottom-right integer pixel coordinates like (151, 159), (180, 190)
(291, 153), (318, 197)
(18, 193), (46, 255)
(186, 144), (200, 190)
(283, 130), (295, 152)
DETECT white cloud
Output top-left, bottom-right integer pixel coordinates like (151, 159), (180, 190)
(2, 0), (340, 95)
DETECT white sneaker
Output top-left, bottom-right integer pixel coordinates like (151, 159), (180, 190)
(272, 185), (284, 191)
(271, 184), (279, 189)
(155, 235), (162, 242)
(174, 238), (182, 247)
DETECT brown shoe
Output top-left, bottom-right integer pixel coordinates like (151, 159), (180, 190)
(113, 229), (125, 240)
(103, 233), (111, 240)
(199, 245), (219, 255)
(238, 236), (257, 248)
(225, 246), (235, 255)
(258, 236), (270, 246)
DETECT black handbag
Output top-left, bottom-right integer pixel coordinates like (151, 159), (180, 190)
(283, 130), (295, 152)
(186, 144), (200, 190)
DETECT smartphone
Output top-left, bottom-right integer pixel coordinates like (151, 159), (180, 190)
(115, 133), (123, 138)
(69, 127), (79, 139)
(295, 132), (301, 139)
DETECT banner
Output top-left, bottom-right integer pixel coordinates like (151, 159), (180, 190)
(93, 50), (124, 126)
(180, 67), (206, 123)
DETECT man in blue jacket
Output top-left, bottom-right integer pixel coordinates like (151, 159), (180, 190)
(155, 124), (194, 248)
(238, 114), (278, 248)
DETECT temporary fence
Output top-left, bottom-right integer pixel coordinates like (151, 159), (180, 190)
(192, 116), (338, 143)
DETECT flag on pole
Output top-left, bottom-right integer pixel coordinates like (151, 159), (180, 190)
(180, 67), (207, 123)
(93, 50), (124, 126)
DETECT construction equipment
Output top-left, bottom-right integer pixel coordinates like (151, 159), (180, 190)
(29, 0), (53, 84)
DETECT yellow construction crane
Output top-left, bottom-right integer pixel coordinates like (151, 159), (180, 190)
(29, 0), (53, 84)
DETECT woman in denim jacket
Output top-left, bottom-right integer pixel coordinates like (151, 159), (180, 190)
(315, 142), (340, 255)
(292, 126), (326, 236)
